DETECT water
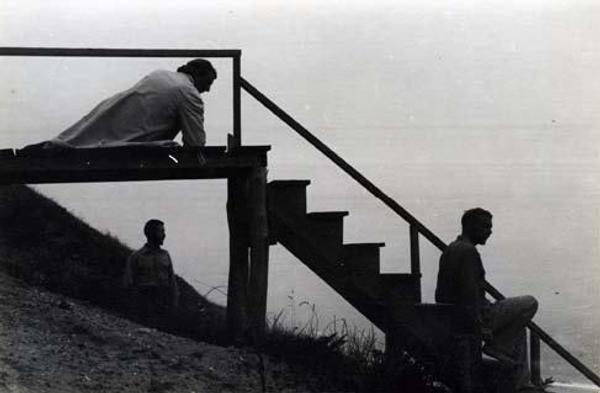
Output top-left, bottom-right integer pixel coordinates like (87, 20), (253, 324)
(1, 0), (599, 385)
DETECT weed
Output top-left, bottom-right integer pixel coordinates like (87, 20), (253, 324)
(260, 297), (441, 392)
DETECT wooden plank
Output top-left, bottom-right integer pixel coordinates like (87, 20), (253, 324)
(380, 273), (421, 304)
(247, 166), (269, 341)
(530, 331), (542, 385)
(269, 212), (387, 331)
(226, 174), (250, 344)
(0, 47), (241, 58)
(15, 145), (226, 156)
(233, 54), (242, 145)
(0, 146), (271, 184)
(0, 167), (238, 184)
(409, 224), (422, 302)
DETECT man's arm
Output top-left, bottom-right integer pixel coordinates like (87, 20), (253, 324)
(178, 87), (206, 146)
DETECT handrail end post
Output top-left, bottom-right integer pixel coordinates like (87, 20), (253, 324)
(530, 331), (542, 386)
(233, 53), (242, 146)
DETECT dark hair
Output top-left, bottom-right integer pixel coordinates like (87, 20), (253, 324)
(177, 58), (217, 79)
(144, 219), (164, 238)
(461, 208), (492, 229)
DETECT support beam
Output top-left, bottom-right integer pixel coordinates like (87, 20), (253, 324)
(247, 166), (269, 341)
(0, 146), (270, 185)
(530, 332), (542, 386)
(226, 174), (250, 344)
(0, 47), (241, 58)
(233, 55), (242, 146)
(409, 224), (422, 302)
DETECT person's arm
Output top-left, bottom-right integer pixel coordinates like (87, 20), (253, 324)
(178, 87), (206, 147)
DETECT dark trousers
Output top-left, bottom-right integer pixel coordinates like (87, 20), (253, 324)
(132, 286), (174, 328)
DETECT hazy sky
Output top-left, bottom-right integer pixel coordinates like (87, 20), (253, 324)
(2, 0), (599, 134)
(2, 0), (600, 295)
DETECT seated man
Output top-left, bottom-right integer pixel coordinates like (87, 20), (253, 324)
(31, 58), (216, 149)
(435, 208), (538, 392)
(123, 219), (179, 327)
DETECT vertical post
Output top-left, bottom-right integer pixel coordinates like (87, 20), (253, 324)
(409, 224), (422, 302)
(233, 53), (242, 146)
(530, 331), (542, 385)
(247, 165), (269, 341)
(226, 174), (249, 344)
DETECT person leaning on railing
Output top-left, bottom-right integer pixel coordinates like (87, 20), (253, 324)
(25, 58), (217, 149)
(435, 208), (539, 393)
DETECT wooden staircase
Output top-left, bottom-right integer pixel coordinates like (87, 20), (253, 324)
(268, 180), (422, 335)
(268, 179), (492, 392)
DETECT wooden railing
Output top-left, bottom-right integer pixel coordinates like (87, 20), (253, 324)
(240, 77), (600, 388)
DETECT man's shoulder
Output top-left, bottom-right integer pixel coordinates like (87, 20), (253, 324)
(176, 79), (204, 103)
(158, 248), (171, 258)
(129, 246), (147, 260)
(145, 70), (195, 90)
(147, 69), (178, 79)
(444, 237), (479, 257)
(130, 245), (170, 257)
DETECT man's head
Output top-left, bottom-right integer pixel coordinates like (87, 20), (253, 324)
(144, 219), (166, 247)
(461, 208), (493, 245)
(177, 58), (217, 93)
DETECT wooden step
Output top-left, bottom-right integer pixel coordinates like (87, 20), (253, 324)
(306, 211), (348, 261)
(380, 273), (421, 304)
(270, 214), (387, 329)
(341, 242), (385, 274)
(267, 180), (311, 219)
(340, 243), (385, 302)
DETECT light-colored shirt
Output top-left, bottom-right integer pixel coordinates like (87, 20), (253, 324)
(52, 70), (206, 148)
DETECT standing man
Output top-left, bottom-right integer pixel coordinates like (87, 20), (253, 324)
(435, 208), (538, 392)
(34, 58), (216, 149)
(123, 219), (179, 327)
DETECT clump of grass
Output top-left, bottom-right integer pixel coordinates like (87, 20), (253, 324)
(260, 299), (442, 393)
(0, 185), (445, 391)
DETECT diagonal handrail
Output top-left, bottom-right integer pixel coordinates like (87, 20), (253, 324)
(240, 77), (446, 250)
(484, 282), (600, 386)
(240, 76), (600, 387)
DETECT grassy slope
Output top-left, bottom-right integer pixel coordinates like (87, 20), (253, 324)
(0, 185), (225, 343)
(0, 185), (436, 392)
(0, 270), (323, 393)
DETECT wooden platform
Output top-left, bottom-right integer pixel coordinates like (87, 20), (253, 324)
(0, 145), (270, 184)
